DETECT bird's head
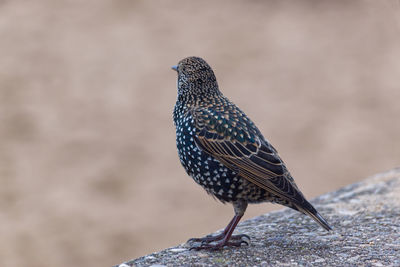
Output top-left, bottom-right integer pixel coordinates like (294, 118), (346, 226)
(172, 57), (220, 101)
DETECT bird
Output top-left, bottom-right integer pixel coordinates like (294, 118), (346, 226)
(172, 56), (332, 250)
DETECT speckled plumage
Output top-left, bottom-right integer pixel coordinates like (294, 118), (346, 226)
(172, 57), (331, 249)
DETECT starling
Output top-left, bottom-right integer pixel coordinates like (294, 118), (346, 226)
(172, 57), (332, 250)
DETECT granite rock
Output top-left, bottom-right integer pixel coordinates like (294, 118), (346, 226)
(116, 168), (400, 266)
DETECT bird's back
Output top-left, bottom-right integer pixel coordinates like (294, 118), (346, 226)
(174, 93), (294, 205)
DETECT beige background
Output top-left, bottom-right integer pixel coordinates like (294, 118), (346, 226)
(1, 1), (399, 266)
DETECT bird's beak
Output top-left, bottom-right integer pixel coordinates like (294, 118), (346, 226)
(171, 65), (178, 71)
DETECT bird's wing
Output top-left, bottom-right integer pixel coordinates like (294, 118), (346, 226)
(191, 107), (305, 204)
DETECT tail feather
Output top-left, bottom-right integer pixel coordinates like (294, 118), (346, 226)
(296, 201), (332, 231)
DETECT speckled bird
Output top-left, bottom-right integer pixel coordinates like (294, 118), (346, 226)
(172, 57), (332, 250)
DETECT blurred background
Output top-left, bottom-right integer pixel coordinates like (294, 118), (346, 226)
(1, 0), (400, 266)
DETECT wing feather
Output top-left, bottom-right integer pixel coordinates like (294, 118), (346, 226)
(191, 107), (306, 205)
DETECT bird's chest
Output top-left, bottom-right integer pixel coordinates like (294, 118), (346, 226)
(174, 114), (200, 174)
(174, 112), (243, 202)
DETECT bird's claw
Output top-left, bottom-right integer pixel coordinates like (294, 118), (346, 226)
(187, 233), (224, 244)
(188, 234), (250, 250)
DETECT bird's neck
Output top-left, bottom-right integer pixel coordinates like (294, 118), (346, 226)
(173, 91), (224, 126)
(177, 90), (222, 108)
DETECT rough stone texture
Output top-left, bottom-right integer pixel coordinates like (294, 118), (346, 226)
(117, 168), (400, 266)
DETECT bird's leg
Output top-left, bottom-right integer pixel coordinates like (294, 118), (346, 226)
(189, 215), (249, 250)
(189, 200), (249, 250)
(187, 216), (234, 243)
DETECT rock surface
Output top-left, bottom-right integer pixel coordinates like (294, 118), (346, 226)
(117, 169), (400, 266)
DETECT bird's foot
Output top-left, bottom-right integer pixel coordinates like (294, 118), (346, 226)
(188, 234), (250, 250)
(187, 232), (224, 244)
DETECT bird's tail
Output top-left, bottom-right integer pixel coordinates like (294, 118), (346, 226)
(295, 200), (332, 231)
